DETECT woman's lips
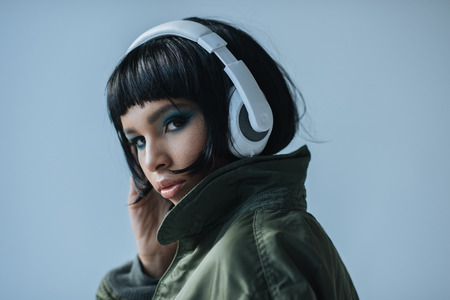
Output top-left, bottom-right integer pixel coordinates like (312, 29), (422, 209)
(157, 180), (186, 199)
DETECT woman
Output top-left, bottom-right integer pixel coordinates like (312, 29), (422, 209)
(97, 17), (358, 299)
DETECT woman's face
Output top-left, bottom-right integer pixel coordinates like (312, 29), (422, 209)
(121, 98), (210, 204)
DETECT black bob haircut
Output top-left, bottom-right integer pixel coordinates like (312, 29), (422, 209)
(107, 17), (304, 195)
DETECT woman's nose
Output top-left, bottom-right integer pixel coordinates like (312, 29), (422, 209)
(143, 141), (170, 172)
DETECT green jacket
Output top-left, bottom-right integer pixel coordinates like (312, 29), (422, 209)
(98, 146), (358, 299)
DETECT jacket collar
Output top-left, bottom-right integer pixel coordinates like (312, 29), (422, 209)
(157, 145), (311, 245)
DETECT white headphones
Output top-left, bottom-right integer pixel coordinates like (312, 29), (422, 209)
(125, 20), (273, 157)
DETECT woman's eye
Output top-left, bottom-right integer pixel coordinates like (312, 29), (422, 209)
(166, 116), (190, 133)
(130, 137), (146, 150)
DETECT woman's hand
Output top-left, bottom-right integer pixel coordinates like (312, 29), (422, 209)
(127, 178), (178, 278)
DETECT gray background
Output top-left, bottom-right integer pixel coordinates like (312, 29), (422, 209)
(1, 0), (449, 299)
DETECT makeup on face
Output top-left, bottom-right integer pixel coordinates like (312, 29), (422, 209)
(125, 105), (199, 150)
(120, 98), (209, 204)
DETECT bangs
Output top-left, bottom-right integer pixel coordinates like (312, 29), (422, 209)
(106, 36), (217, 125)
(105, 33), (232, 195)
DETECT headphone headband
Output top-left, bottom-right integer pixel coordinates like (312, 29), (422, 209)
(127, 20), (214, 53)
(126, 20), (273, 133)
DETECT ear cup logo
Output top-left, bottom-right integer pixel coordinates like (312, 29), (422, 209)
(238, 105), (269, 142)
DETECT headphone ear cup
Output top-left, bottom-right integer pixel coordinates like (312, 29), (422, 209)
(228, 87), (272, 157)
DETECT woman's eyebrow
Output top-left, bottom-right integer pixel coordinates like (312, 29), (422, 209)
(123, 102), (191, 136)
(123, 127), (137, 136)
(147, 103), (188, 124)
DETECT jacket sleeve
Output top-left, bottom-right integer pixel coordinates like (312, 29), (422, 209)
(96, 256), (159, 300)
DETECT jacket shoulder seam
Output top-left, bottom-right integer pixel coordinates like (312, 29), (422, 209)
(253, 209), (277, 299)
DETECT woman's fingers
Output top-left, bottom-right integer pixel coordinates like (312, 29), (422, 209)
(127, 177), (140, 205)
